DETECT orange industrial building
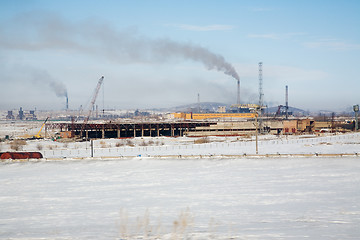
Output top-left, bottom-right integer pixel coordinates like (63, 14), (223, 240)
(172, 112), (256, 120)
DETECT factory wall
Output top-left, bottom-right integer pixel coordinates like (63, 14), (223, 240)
(186, 120), (283, 137)
(283, 120), (298, 134)
(172, 112), (256, 120)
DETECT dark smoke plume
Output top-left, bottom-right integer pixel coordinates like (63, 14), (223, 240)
(0, 12), (240, 80)
(31, 69), (68, 98)
(150, 39), (240, 80)
(49, 80), (68, 98)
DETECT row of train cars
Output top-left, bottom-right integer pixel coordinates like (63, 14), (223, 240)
(0, 152), (43, 160)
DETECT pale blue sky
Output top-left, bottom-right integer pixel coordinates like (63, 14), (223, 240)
(0, 0), (359, 111)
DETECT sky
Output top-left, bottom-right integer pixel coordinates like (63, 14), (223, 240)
(0, 0), (359, 112)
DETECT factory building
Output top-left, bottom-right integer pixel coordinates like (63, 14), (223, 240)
(172, 112), (256, 120)
(6, 111), (15, 120)
(6, 108), (37, 121)
(185, 120), (283, 137)
(51, 121), (217, 139)
(50, 117), (354, 140)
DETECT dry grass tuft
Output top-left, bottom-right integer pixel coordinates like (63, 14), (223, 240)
(118, 208), (193, 239)
(47, 145), (58, 150)
(36, 143), (43, 150)
(139, 141), (148, 146)
(126, 140), (134, 147)
(100, 140), (108, 148)
(194, 137), (210, 144)
(9, 139), (27, 151)
(172, 208), (194, 238)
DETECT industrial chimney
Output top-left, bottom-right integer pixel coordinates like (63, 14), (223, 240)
(237, 79), (240, 105)
(66, 93), (69, 111)
(197, 93), (201, 113)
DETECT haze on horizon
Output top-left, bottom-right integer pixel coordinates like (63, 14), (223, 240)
(0, 0), (359, 112)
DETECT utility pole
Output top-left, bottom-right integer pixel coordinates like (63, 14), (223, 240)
(255, 113), (259, 154)
(258, 62), (264, 132)
(91, 140), (94, 157)
(259, 62), (263, 108)
(331, 112), (335, 133)
(354, 105), (359, 131)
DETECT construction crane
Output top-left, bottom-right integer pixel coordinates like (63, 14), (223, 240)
(33, 117), (49, 139)
(20, 117), (49, 140)
(273, 105), (285, 119)
(81, 76), (104, 139)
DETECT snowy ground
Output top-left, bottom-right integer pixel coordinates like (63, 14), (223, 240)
(1, 132), (360, 159)
(1, 157), (360, 239)
(1, 120), (360, 159)
(1, 122), (360, 239)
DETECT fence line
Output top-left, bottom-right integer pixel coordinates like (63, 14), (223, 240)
(42, 133), (360, 158)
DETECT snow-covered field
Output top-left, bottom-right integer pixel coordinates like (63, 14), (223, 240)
(1, 157), (360, 239)
(1, 120), (360, 159)
(1, 132), (360, 159)
(1, 122), (360, 239)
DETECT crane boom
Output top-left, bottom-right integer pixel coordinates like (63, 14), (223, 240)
(32, 117), (49, 139)
(81, 76), (104, 138)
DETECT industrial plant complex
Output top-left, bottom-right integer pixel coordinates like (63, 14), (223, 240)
(2, 63), (359, 143)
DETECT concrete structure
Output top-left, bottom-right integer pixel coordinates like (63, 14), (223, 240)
(25, 110), (37, 120)
(50, 121), (217, 139)
(6, 111), (15, 120)
(17, 107), (24, 120)
(283, 120), (298, 134)
(297, 119), (314, 132)
(172, 112), (256, 120)
(49, 118), (354, 140)
(186, 120), (283, 137)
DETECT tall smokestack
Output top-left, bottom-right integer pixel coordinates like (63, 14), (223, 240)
(66, 93), (69, 110)
(197, 93), (200, 113)
(237, 79), (240, 105)
(285, 85), (289, 119)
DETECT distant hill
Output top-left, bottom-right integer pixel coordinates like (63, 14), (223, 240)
(264, 106), (307, 114)
(149, 103), (354, 116)
(152, 102), (308, 115)
(148, 102), (231, 113)
(171, 102), (231, 112)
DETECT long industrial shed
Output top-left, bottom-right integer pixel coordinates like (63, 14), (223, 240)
(47, 121), (217, 139)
